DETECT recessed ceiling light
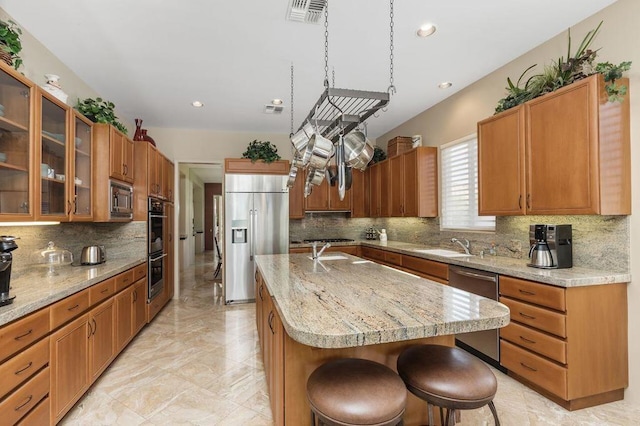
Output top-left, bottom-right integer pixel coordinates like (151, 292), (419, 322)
(191, 101), (204, 107)
(271, 99), (283, 105)
(438, 82), (452, 89)
(417, 23), (436, 38)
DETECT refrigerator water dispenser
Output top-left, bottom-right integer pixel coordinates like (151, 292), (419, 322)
(232, 228), (247, 244)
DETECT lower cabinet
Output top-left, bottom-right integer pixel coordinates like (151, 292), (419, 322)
(289, 245), (358, 255)
(50, 314), (90, 423)
(89, 299), (116, 382)
(360, 246), (448, 284)
(114, 286), (135, 353)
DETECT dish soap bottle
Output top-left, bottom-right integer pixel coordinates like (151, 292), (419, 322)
(379, 229), (387, 243)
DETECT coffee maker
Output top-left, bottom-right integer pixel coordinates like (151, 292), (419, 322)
(528, 224), (572, 269)
(0, 236), (19, 306)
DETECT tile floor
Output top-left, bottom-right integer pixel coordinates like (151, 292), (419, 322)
(62, 252), (640, 425)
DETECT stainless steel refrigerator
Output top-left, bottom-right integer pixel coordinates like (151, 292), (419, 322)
(224, 174), (289, 304)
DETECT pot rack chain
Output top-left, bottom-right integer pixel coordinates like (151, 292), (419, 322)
(323, 1), (330, 88)
(290, 63), (295, 138)
(388, 0), (396, 95)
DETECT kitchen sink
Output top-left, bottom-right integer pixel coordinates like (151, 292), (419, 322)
(307, 255), (350, 261)
(412, 249), (473, 258)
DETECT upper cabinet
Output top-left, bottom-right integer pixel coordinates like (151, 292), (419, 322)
(70, 112), (93, 221)
(478, 74), (630, 216)
(289, 170), (305, 219)
(163, 156), (175, 203)
(350, 168), (369, 218)
(304, 169), (351, 212)
(0, 62), (34, 220)
(36, 89), (70, 221)
(102, 124), (134, 184)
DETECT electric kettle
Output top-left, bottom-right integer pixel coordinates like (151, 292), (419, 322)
(528, 242), (554, 268)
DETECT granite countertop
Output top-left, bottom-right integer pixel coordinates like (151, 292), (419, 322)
(0, 257), (146, 327)
(289, 240), (630, 287)
(255, 253), (510, 349)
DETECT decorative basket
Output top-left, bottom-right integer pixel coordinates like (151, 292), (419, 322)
(0, 49), (12, 67)
(387, 136), (413, 157)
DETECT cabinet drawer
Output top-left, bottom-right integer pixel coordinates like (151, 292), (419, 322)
(401, 255), (448, 281)
(500, 297), (566, 338)
(0, 366), (49, 426)
(326, 245), (358, 255)
(0, 337), (49, 398)
(0, 308), (50, 363)
(133, 264), (147, 282)
(50, 290), (90, 330)
(385, 251), (403, 266)
(500, 276), (565, 311)
(90, 278), (116, 305)
(501, 340), (567, 399)
(500, 322), (566, 364)
(16, 396), (49, 426)
(289, 247), (310, 254)
(115, 270), (135, 292)
(361, 247), (386, 262)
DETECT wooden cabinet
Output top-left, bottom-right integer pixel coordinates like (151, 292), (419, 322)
(132, 279), (147, 334)
(478, 74), (630, 216)
(389, 155), (404, 216)
(389, 147), (438, 218)
(50, 314), (90, 423)
(499, 275), (628, 409)
(0, 61), (34, 220)
(304, 169), (352, 211)
(133, 142), (175, 219)
(163, 156), (175, 203)
(360, 246), (448, 284)
(288, 172), (305, 219)
(369, 162), (382, 217)
(103, 125), (134, 184)
(114, 285), (134, 353)
(165, 203), (175, 300)
(350, 168), (369, 218)
(289, 245), (358, 255)
(88, 299), (115, 382)
(35, 89), (70, 221)
(69, 112), (93, 221)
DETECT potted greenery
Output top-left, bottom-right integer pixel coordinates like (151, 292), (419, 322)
(75, 97), (128, 135)
(241, 140), (281, 163)
(369, 146), (387, 165)
(0, 19), (22, 70)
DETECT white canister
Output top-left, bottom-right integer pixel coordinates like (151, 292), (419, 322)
(379, 229), (387, 242)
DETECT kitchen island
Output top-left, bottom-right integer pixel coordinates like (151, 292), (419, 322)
(255, 253), (510, 425)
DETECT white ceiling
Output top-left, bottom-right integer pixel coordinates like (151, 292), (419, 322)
(0, 0), (617, 139)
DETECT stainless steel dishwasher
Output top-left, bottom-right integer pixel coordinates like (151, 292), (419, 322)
(448, 265), (503, 370)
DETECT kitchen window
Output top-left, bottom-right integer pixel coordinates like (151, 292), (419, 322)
(440, 135), (495, 231)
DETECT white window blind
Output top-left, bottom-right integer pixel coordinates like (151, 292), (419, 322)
(440, 135), (495, 231)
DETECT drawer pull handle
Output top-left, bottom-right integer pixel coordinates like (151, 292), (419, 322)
(68, 304), (80, 311)
(519, 289), (536, 296)
(14, 362), (33, 375)
(14, 329), (33, 340)
(519, 312), (536, 320)
(520, 362), (538, 372)
(101, 288), (110, 294)
(519, 336), (536, 344)
(15, 395), (33, 411)
(123, 278), (130, 283)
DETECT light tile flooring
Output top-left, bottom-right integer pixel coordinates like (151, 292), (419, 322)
(62, 252), (640, 425)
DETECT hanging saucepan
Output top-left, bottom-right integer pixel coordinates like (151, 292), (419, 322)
(307, 167), (325, 186)
(306, 133), (334, 171)
(286, 164), (298, 188)
(290, 121), (315, 155)
(343, 131), (374, 171)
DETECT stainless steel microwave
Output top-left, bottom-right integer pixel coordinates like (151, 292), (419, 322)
(110, 180), (133, 219)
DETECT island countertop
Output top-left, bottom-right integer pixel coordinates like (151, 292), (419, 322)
(255, 253), (510, 349)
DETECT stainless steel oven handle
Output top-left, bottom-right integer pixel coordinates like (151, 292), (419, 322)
(149, 214), (167, 219)
(450, 268), (497, 282)
(149, 253), (168, 262)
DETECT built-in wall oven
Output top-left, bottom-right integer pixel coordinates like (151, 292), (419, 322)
(448, 265), (504, 371)
(148, 199), (166, 301)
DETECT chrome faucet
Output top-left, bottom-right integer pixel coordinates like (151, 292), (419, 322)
(312, 242), (331, 260)
(451, 238), (471, 255)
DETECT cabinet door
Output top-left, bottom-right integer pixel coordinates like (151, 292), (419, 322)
(147, 144), (158, 196)
(350, 168), (369, 218)
(379, 160), (390, 217)
(37, 90), (70, 221)
(133, 279), (147, 335)
(288, 172), (305, 218)
(255, 272), (264, 351)
(89, 299), (115, 382)
(269, 305), (285, 425)
(164, 157), (175, 202)
(50, 314), (90, 423)
(165, 203), (175, 300)
(389, 155), (404, 216)
(369, 163), (381, 217)
(109, 127), (124, 181)
(71, 112), (93, 220)
(328, 175), (351, 211)
(478, 105), (526, 215)
(403, 149), (418, 217)
(0, 64), (33, 219)
(114, 286), (134, 353)
(526, 79), (597, 214)
(155, 151), (164, 198)
(304, 171), (329, 210)
(122, 137), (135, 184)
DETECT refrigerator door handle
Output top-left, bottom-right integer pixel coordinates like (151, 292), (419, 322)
(251, 208), (258, 260)
(249, 209), (254, 261)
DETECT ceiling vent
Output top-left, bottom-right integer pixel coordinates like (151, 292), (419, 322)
(264, 104), (284, 114)
(286, 0), (326, 24)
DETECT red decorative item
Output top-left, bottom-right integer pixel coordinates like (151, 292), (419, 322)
(133, 118), (144, 141)
(141, 129), (156, 146)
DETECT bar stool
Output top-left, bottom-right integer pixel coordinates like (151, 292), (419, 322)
(307, 358), (407, 426)
(397, 345), (500, 426)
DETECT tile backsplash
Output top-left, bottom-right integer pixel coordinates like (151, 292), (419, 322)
(290, 213), (629, 272)
(3, 221), (146, 278)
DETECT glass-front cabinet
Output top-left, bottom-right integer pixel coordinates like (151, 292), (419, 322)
(37, 90), (70, 221)
(0, 63), (34, 219)
(71, 112), (93, 220)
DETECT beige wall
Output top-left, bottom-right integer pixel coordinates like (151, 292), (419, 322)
(379, 0), (640, 404)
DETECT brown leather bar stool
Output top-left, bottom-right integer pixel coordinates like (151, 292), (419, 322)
(397, 345), (500, 426)
(307, 358), (407, 426)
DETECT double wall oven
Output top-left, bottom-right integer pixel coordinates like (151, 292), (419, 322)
(148, 198), (167, 301)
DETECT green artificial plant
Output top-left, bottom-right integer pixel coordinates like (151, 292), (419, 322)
(241, 140), (281, 163)
(0, 19), (23, 70)
(370, 146), (387, 165)
(75, 97), (128, 135)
